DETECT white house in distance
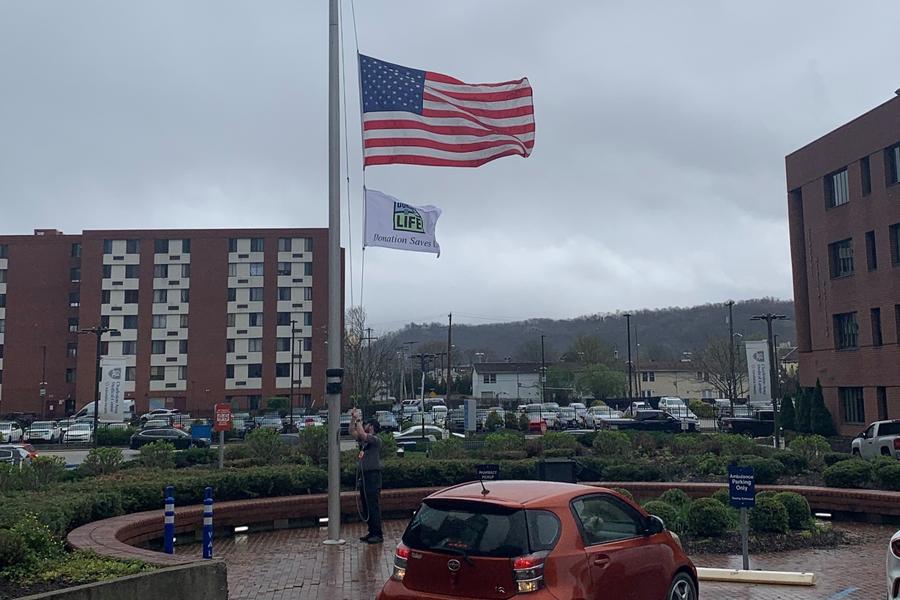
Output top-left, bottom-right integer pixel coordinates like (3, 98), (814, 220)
(472, 362), (542, 402)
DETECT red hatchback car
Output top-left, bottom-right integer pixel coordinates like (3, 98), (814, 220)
(378, 480), (697, 600)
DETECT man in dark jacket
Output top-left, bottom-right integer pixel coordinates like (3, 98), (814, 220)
(350, 408), (383, 543)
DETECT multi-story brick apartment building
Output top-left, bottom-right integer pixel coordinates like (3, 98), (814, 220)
(786, 93), (900, 436)
(0, 228), (339, 418)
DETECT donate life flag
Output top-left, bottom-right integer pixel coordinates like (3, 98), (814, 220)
(364, 189), (441, 255)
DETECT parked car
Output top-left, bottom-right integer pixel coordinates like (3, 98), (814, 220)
(556, 407), (579, 430)
(657, 397), (698, 420)
(296, 415), (325, 430)
(625, 401), (651, 416)
(23, 421), (61, 444)
(888, 529), (900, 600)
(255, 416), (283, 431)
(446, 408), (465, 432)
(56, 418), (77, 434)
(569, 402), (588, 425)
(0, 446), (32, 467)
(601, 410), (697, 433)
(340, 412), (352, 436)
(378, 480), (697, 600)
(851, 420), (900, 460)
(130, 427), (208, 450)
(376, 412), (399, 433)
(0, 422), (23, 443)
(524, 404), (558, 429)
(584, 405), (624, 428)
(720, 410), (775, 437)
(139, 408), (180, 423)
(63, 422), (94, 443)
(393, 425), (462, 446)
(430, 405), (448, 427)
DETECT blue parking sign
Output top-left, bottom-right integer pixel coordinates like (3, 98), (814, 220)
(728, 465), (756, 508)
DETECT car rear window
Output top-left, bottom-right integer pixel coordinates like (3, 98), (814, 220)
(879, 423), (900, 436)
(403, 500), (559, 558)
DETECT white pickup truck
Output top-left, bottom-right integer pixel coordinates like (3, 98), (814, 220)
(851, 420), (900, 460)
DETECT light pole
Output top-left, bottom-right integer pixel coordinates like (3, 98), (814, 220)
(726, 300), (736, 415)
(750, 313), (787, 448)
(78, 326), (118, 447)
(623, 313), (633, 404)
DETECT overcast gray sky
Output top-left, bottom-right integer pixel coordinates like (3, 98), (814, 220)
(2, 1), (898, 330)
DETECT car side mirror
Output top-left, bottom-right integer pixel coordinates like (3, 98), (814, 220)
(646, 515), (665, 535)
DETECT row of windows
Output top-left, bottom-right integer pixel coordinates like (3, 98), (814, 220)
(97, 289), (191, 304)
(838, 386), (889, 424)
(225, 363), (312, 379)
(227, 287), (312, 302)
(228, 262), (313, 277)
(100, 237), (313, 255)
(641, 372), (657, 382)
(825, 142), (900, 209)
(150, 365), (187, 381)
(827, 223), (900, 278)
(833, 305), (900, 349)
(226, 312), (313, 327)
(228, 238), (314, 253)
(226, 337), (312, 353)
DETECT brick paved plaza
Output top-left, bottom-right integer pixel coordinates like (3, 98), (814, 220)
(176, 520), (894, 599)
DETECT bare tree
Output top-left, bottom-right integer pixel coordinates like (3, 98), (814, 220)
(344, 306), (397, 411)
(696, 337), (747, 407)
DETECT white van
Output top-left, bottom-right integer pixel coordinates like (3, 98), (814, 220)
(72, 400), (135, 422)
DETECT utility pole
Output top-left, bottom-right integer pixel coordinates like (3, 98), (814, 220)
(750, 313), (787, 448)
(78, 326), (117, 448)
(727, 300), (736, 415)
(446, 313), (452, 403)
(540, 334), (546, 405)
(623, 313), (633, 404)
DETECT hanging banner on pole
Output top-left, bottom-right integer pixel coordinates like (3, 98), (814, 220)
(99, 357), (128, 420)
(745, 340), (770, 405)
(364, 188), (442, 255)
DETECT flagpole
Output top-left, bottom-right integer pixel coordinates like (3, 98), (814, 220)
(324, 0), (344, 546)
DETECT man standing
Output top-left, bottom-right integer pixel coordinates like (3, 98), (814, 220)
(350, 408), (383, 543)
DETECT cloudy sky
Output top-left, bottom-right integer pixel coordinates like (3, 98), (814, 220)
(2, 1), (898, 330)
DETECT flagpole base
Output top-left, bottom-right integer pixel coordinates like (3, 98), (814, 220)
(323, 538), (346, 546)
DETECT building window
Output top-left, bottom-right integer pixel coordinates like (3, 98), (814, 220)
(828, 238), (854, 278)
(154, 264), (168, 278)
(0, 344), (3, 358)
(151, 340), (166, 354)
(100, 316), (110, 329)
(303, 287), (313, 301)
(276, 337), (291, 352)
(226, 338), (236, 353)
(100, 290), (111, 304)
(0, 295), (5, 308)
(840, 387), (865, 424)
(303, 338), (312, 351)
(825, 168), (849, 208)
(153, 289), (167, 303)
(154, 239), (169, 254)
(103, 239), (113, 254)
(249, 395), (261, 410)
(152, 315), (167, 329)
(125, 367), (135, 382)
(150, 366), (165, 381)
(833, 312), (859, 350)
(181, 264), (190, 278)
(227, 313), (236, 327)
(228, 238), (238, 253)
(302, 363), (312, 377)
(303, 312), (312, 327)
(124, 290), (139, 304)
(483, 373), (497, 384)
(180, 289), (189, 303)
(304, 262), (313, 276)
(181, 239), (191, 254)
(180, 314), (189, 328)
(125, 265), (139, 278)
(277, 312), (290, 326)
(877, 387), (888, 420)
(248, 363), (263, 378)
(865, 230), (878, 271)
(0, 319), (4, 333)
(70, 267), (81, 282)
(249, 287), (264, 301)
(65, 368), (75, 383)
(275, 363), (290, 377)
(0, 246), (6, 259)
(67, 343), (77, 357)
(249, 313), (263, 327)
(248, 338), (263, 352)
(227, 288), (236, 302)
(69, 292), (80, 307)
(304, 238), (314, 252)
(122, 340), (137, 355)
(890, 223), (900, 265)
(278, 287), (291, 301)
(225, 364), (235, 379)
(250, 238), (264, 252)
(68, 317), (79, 333)
(102, 265), (112, 279)
(70, 243), (81, 258)
(0, 270), (5, 283)
(178, 366), (187, 381)
(125, 240), (139, 254)
(179, 340), (188, 354)
(249, 263), (264, 276)
(228, 263), (237, 277)
(860, 156), (871, 196)
(277, 262), (291, 276)
(871, 308), (883, 347)
(123, 315), (138, 329)
(278, 238), (291, 252)
(885, 143), (900, 186)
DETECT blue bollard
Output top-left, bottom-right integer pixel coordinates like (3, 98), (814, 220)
(163, 485), (175, 554)
(202, 486), (213, 559)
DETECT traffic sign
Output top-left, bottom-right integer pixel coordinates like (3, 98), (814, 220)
(728, 465), (756, 508)
(213, 403), (233, 432)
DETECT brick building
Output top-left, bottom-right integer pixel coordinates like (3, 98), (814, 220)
(786, 94), (900, 436)
(0, 228), (339, 418)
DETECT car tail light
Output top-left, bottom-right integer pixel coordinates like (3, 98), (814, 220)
(893, 438), (900, 452)
(892, 538), (900, 559)
(511, 551), (549, 593)
(391, 543), (410, 581)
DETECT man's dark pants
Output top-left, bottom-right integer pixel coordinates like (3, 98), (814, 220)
(361, 470), (383, 538)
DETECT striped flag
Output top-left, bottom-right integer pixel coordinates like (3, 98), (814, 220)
(359, 54), (535, 168)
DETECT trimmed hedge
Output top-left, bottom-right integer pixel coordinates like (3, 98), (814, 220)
(773, 492), (811, 530)
(658, 488), (691, 508)
(873, 462), (900, 491)
(593, 431), (631, 457)
(749, 496), (788, 533)
(822, 459), (872, 488)
(823, 452), (852, 467)
(686, 498), (730, 537)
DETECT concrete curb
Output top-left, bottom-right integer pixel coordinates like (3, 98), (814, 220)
(698, 567), (816, 586)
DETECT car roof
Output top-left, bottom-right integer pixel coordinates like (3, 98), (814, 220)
(426, 480), (611, 508)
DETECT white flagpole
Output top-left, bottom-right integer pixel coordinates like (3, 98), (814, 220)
(324, 0), (344, 545)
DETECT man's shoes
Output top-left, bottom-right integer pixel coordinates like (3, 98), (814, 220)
(366, 536), (384, 544)
(359, 535), (371, 542)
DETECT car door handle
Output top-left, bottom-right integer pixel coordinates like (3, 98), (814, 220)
(592, 555), (610, 568)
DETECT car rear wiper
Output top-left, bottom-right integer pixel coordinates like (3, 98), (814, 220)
(435, 544), (475, 567)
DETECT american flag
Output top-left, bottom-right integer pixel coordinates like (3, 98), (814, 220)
(359, 54), (535, 168)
